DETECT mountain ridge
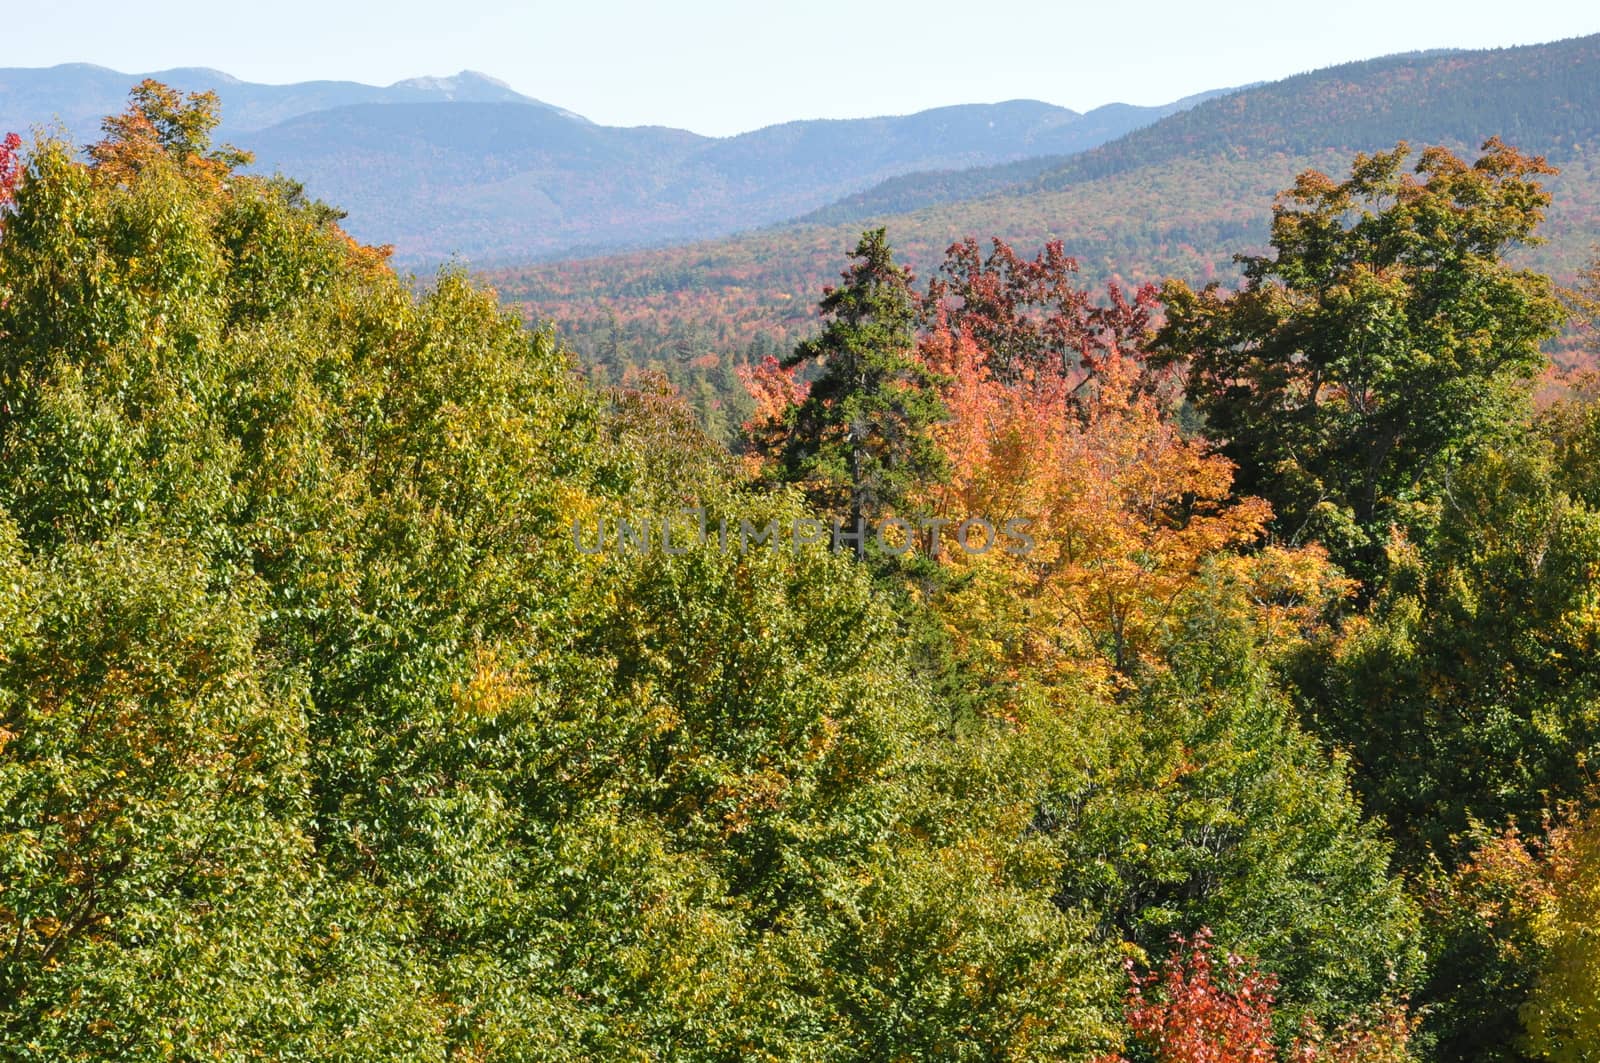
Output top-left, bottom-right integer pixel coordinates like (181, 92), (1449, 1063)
(0, 64), (1233, 262)
(0, 63), (560, 140)
(482, 32), (1600, 386)
(233, 93), (1225, 262)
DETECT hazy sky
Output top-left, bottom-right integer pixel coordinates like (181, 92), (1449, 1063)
(10, 0), (1599, 136)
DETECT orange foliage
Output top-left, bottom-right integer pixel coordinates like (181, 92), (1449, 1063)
(736, 354), (809, 474)
(923, 321), (1275, 684)
(87, 80), (252, 191)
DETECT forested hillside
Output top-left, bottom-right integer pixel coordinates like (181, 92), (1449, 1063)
(1034, 34), (1600, 186)
(802, 35), (1599, 225)
(241, 95), (1233, 262)
(3, 74), (1600, 1062)
(489, 32), (1600, 414)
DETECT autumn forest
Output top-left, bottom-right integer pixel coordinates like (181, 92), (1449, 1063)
(1, 39), (1600, 1063)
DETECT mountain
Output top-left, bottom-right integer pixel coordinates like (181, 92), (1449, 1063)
(485, 34), (1600, 378)
(795, 88), (1244, 225)
(0, 64), (556, 142)
(0, 66), (1229, 263)
(1031, 38), (1600, 188)
(240, 96), (1229, 262)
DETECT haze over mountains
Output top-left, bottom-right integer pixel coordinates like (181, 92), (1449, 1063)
(0, 64), (1233, 263)
(5, 32), (1597, 315)
(772, 33), (1600, 232)
(0, 64), (560, 141)
(484, 33), (1600, 373)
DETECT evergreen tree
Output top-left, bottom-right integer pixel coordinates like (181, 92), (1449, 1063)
(770, 229), (947, 550)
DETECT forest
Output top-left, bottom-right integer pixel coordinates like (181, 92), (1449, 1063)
(1, 82), (1599, 1061)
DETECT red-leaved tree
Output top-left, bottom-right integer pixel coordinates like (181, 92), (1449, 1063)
(0, 132), (22, 210)
(1102, 931), (1415, 1063)
(1114, 930), (1280, 1063)
(926, 236), (1162, 395)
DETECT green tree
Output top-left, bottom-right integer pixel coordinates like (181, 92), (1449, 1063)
(1299, 398), (1600, 867)
(766, 228), (947, 546)
(0, 86), (1126, 1059)
(1155, 140), (1567, 582)
(1293, 398), (1600, 1063)
(1040, 601), (1424, 1029)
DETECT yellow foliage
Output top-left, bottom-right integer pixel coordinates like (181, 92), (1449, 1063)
(451, 645), (525, 721)
(1522, 808), (1600, 1060)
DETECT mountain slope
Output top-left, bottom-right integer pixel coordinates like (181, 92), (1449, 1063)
(485, 34), (1600, 379)
(242, 96), (1228, 262)
(1034, 35), (1600, 186)
(796, 87), (1244, 225)
(794, 34), (1600, 230)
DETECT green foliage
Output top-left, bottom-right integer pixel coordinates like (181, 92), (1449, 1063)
(760, 228), (948, 534)
(1289, 400), (1600, 1062)
(1042, 615), (1423, 1028)
(0, 87), (1129, 1059)
(1155, 139), (1567, 580)
(1299, 402), (1600, 866)
(1521, 809), (1600, 1063)
(11, 83), (1547, 1062)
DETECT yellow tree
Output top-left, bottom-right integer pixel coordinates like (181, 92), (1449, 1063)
(1521, 809), (1600, 1060)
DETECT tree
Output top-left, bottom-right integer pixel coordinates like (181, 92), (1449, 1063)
(1521, 807), (1600, 1062)
(1567, 254), (1600, 364)
(0, 131), (20, 210)
(1420, 806), (1600, 1063)
(1099, 931), (1415, 1063)
(1111, 930), (1279, 1063)
(1300, 397), (1600, 865)
(1155, 140), (1567, 582)
(87, 78), (252, 188)
(0, 89), (1128, 1059)
(923, 324), (1278, 686)
(927, 236), (1160, 394)
(756, 228), (947, 545)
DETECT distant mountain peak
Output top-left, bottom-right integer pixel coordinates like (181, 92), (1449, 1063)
(384, 70), (587, 121)
(0, 64), (593, 138)
(391, 71), (506, 95)
(159, 66), (243, 85)
(457, 70), (515, 90)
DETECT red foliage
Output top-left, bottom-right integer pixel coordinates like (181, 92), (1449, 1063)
(0, 132), (22, 209)
(926, 236), (1163, 387)
(1113, 930), (1280, 1063)
(735, 354), (810, 472)
(1101, 931), (1416, 1063)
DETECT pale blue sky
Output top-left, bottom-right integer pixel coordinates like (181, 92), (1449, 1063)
(10, 0), (1599, 136)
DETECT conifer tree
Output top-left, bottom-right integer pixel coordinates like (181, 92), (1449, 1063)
(768, 229), (947, 550)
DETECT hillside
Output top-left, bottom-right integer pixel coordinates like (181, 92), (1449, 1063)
(1034, 35), (1600, 187)
(796, 35), (1600, 229)
(242, 96), (1227, 262)
(486, 33), (1600, 390)
(795, 87), (1242, 225)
